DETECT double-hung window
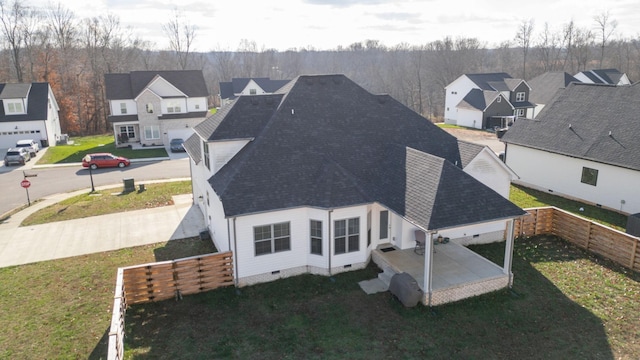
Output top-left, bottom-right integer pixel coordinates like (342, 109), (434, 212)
(334, 218), (359, 254)
(254, 222), (291, 256)
(310, 220), (322, 255)
(144, 125), (160, 140)
(515, 92), (526, 102)
(120, 103), (127, 114)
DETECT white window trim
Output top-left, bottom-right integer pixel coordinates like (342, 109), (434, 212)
(254, 222), (291, 256)
(515, 92), (526, 102)
(310, 220), (323, 255)
(144, 125), (160, 140)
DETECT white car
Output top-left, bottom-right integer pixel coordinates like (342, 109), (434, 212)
(16, 139), (40, 157)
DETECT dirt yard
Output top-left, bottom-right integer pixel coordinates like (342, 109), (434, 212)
(442, 127), (505, 154)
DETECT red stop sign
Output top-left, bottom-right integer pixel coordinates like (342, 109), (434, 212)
(21, 179), (31, 188)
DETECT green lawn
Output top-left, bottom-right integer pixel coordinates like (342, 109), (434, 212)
(122, 236), (639, 359)
(435, 123), (465, 129)
(21, 181), (192, 226)
(510, 184), (627, 230)
(37, 135), (168, 164)
(0, 238), (216, 360)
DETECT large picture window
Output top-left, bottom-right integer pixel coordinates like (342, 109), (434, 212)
(144, 125), (160, 140)
(254, 222), (291, 256)
(334, 218), (359, 254)
(581, 167), (598, 186)
(310, 220), (322, 255)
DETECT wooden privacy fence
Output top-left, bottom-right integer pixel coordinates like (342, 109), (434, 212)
(514, 207), (640, 271)
(107, 251), (234, 360)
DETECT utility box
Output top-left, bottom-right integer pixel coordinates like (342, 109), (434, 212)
(123, 178), (135, 193)
(389, 272), (422, 307)
(626, 213), (640, 237)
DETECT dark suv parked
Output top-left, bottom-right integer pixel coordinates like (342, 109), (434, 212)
(4, 147), (31, 166)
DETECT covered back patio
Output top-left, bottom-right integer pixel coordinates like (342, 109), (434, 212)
(366, 220), (516, 306)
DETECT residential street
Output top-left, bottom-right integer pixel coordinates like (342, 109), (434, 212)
(0, 155), (191, 216)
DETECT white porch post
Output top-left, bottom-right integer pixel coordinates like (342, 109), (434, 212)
(423, 231), (434, 306)
(503, 219), (516, 287)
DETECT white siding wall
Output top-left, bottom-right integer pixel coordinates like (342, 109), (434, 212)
(110, 100), (137, 116)
(148, 77), (183, 97)
(463, 150), (512, 199)
(506, 144), (640, 214)
(228, 205), (369, 285)
(161, 98), (187, 114)
(211, 140), (251, 174)
(187, 97), (207, 112)
(239, 80), (266, 95)
(444, 76), (475, 124)
(438, 220), (509, 245)
(456, 108), (483, 129)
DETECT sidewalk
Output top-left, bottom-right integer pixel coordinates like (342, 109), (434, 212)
(0, 182), (206, 268)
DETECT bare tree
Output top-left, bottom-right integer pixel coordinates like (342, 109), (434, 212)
(535, 22), (563, 73)
(0, 0), (28, 81)
(162, 8), (196, 70)
(515, 19), (534, 79)
(594, 11), (617, 68)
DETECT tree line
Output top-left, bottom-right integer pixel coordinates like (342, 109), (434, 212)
(1, 0), (638, 136)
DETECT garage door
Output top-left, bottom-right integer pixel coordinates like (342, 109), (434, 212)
(0, 130), (42, 149)
(167, 129), (194, 143)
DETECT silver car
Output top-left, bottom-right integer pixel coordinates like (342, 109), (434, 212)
(4, 147), (31, 166)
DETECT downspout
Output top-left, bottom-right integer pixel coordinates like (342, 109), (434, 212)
(328, 210), (333, 277)
(232, 217), (239, 288)
(188, 160), (195, 205)
(226, 218), (231, 255)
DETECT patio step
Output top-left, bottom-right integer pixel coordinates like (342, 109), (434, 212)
(377, 267), (396, 287)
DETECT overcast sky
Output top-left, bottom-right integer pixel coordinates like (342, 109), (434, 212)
(33, 0), (640, 51)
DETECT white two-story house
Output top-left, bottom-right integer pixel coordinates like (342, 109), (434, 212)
(444, 73), (535, 129)
(0, 82), (61, 149)
(105, 70), (209, 148)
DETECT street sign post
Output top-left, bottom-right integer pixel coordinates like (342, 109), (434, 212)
(21, 179), (31, 206)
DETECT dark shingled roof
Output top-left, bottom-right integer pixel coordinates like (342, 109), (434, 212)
(219, 78), (291, 99)
(0, 83), (50, 123)
(457, 89), (499, 111)
(104, 70), (208, 100)
(464, 73), (513, 91)
(184, 134), (202, 164)
(528, 72), (580, 105)
(201, 74), (524, 231)
(457, 140), (485, 168)
(501, 82), (640, 171)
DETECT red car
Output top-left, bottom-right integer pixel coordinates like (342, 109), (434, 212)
(82, 153), (130, 169)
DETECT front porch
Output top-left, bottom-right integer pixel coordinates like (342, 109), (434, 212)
(370, 241), (510, 306)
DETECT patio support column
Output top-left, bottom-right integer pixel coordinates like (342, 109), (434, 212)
(423, 231), (435, 306)
(503, 219), (515, 287)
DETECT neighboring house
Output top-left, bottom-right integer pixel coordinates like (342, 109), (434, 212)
(105, 70), (209, 148)
(444, 73), (535, 129)
(573, 68), (631, 85)
(0, 82), (61, 149)
(527, 71), (580, 117)
(501, 82), (640, 214)
(185, 74), (525, 294)
(219, 77), (291, 107)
